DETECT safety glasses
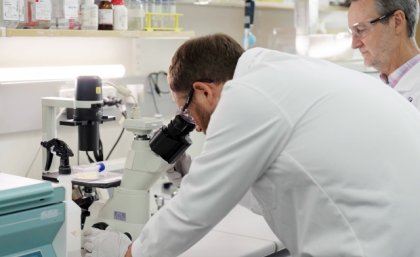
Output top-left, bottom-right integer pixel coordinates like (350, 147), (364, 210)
(348, 10), (397, 38)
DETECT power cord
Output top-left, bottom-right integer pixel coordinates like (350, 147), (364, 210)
(103, 80), (140, 118)
(147, 71), (170, 115)
(106, 110), (128, 161)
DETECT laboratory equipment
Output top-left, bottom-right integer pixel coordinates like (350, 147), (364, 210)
(243, 0), (256, 50)
(41, 138), (74, 175)
(41, 76), (115, 179)
(61, 76), (113, 152)
(84, 114), (194, 239)
(0, 173), (69, 257)
(150, 113), (195, 164)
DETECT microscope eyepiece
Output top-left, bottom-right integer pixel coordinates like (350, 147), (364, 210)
(149, 114), (195, 164)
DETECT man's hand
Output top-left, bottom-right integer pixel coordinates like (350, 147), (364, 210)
(83, 227), (132, 257)
(166, 153), (192, 188)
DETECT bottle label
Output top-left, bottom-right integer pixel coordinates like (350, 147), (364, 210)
(35, 0), (52, 21)
(82, 6), (98, 29)
(3, 0), (19, 21)
(99, 9), (113, 25)
(113, 6), (128, 30)
(64, 0), (79, 19)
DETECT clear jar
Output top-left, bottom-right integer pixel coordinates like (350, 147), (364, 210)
(81, 0), (98, 30)
(127, 0), (145, 30)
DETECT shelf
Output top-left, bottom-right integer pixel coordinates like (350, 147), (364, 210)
(2, 28), (195, 39)
(178, 0), (347, 11)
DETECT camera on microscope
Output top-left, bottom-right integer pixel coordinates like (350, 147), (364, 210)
(149, 113), (195, 164)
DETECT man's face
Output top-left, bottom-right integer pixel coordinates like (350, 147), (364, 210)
(348, 0), (396, 73)
(171, 85), (212, 135)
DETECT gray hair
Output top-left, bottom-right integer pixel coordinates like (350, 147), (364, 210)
(375, 0), (419, 38)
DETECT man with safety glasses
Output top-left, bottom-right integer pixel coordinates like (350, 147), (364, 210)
(348, 0), (420, 109)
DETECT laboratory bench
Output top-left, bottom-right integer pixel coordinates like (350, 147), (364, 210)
(79, 204), (288, 257)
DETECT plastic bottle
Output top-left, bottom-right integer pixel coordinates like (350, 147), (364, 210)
(127, 0), (145, 30)
(23, 0), (52, 29)
(51, 0), (79, 29)
(112, 0), (128, 30)
(1, 0), (21, 28)
(81, 0), (98, 30)
(98, 0), (113, 30)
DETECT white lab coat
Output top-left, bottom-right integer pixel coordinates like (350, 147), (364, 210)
(394, 60), (420, 110)
(132, 48), (420, 257)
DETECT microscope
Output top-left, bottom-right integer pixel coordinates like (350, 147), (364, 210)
(83, 111), (195, 239)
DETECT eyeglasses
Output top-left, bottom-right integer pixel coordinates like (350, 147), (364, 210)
(180, 87), (194, 115)
(348, 10), (397, 38)
(177, 79), (214, 121)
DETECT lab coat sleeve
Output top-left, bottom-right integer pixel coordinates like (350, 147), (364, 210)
(131, 82), (292, 257)
(239, 189), (264, 215)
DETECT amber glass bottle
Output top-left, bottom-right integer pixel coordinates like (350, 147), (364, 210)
(98, 0), (113, 30)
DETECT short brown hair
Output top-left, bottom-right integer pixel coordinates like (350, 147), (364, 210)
(168, 33), (244, 94)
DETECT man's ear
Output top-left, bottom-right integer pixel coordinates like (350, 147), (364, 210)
(192, 81), (222, 107)
(393, 10), (406, 36)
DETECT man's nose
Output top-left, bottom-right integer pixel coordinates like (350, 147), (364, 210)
(351, 36), (362, 49)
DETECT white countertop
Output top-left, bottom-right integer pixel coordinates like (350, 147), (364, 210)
(180, 205), (284, 257)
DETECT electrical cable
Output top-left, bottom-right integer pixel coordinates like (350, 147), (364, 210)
(147, 71), (170, 115)
(86, 151), (95, 163)
(106, 128), (125, 161)
(105, 110), (128, 161)
(94, 140), (104, 161)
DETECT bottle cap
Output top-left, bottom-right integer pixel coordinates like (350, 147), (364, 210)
(98, 162), (106, 172)
(112, 0), (125, 4)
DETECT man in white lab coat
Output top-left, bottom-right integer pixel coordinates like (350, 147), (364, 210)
(348, 0), (420, 109)
(84, 33), (420, 257)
